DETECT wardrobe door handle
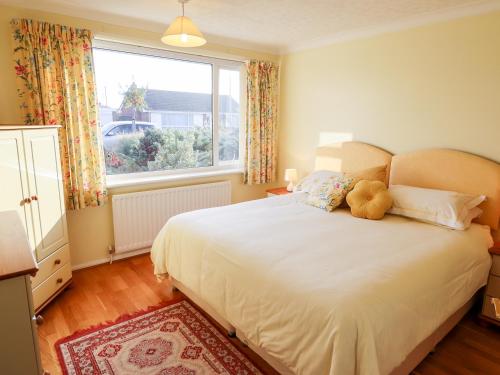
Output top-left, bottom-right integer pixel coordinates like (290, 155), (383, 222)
(31, 195), (38, 201)
(20, 197), (31, 206)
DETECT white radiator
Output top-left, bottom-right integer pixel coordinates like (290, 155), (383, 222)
(112, 181), (231, 253)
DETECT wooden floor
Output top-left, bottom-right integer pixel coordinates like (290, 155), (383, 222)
(39, 254), (500, 375)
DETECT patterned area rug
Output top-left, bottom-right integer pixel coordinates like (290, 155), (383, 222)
(55, 299), (263, 374)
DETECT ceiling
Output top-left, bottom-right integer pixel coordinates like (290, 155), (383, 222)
(2, 0), (499, 54)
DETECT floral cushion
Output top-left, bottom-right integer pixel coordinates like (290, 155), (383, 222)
(294, 170), (343, 193)
(306, 176), (355, 212)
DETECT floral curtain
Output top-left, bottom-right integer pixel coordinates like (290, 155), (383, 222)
(244, 60), (280, 185)
(11, 18), (107, 210)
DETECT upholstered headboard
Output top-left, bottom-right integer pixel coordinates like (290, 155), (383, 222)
(390, 149), (500, 230)
(315, 142), (393, 181)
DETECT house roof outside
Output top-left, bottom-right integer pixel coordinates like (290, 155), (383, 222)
(143, 89), (239, 113)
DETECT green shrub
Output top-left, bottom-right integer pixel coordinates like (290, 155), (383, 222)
(105, 126), (226, 174)
(117, 135), (140, 158)
(136, 128), (166, 167)
(219, 127), (239, 161)
(150, 130), (197, 170)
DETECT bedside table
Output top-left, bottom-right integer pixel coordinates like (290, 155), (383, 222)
(480, 242), (500, 325)
(266, 187), (291, 197)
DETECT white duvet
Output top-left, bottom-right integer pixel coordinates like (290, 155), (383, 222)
(151, 193), (493, 375)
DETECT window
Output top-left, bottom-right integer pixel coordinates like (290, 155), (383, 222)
(219, 69), (241, 162)
(163, 113), (190, 128)
(93, 41), (244, 180)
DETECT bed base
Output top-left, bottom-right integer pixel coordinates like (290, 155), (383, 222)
(171, 278), (294, 374)
(171, 278), (478, 375)
(389, 292), (477, 375)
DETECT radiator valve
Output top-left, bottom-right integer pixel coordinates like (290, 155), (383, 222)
(108, 245), (115, 264)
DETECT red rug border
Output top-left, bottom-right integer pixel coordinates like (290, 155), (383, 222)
(54, 296), (266, 374)
(54, 296), (184, 375)
(54, 295), (185, 347)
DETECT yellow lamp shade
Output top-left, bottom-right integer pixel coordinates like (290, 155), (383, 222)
(161, 16), (206, 47)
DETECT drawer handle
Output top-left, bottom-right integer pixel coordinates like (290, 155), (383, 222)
(491, 297), (500, 319)
(20, 197), (31, 206)
(33, 315), (44, 326)
(54, 259), (61, 265)
(56, 278), (63, 284)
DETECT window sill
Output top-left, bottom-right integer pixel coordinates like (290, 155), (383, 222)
(106, 168), (244, 190)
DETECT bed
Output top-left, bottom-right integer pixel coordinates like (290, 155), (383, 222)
(151, 142), (500, 375)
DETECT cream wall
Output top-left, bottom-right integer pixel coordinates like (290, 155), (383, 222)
(279, 11), (500, 178)
(0, 4), (280, 267)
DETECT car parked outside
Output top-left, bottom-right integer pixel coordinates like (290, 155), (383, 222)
(101, 121), (159, 150)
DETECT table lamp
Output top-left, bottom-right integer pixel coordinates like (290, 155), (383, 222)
(284, 168), (298, 192)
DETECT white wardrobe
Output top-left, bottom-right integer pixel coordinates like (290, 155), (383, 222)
(0, 125), (72, 312)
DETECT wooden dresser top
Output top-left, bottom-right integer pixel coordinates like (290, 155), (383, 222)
(0, 211), (37, 280)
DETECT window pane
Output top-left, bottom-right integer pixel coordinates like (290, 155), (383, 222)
(218, 69), (240, 162)
(94, 48), (213, 175)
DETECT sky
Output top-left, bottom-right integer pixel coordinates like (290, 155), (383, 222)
(93, 48), (240, 109)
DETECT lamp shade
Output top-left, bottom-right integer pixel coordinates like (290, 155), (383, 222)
(284, 168), (298, 182)
(161, 16), (206, 47)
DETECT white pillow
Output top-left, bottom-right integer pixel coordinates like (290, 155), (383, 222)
(294, 170), (343, 193)
(388, 185), (485, 230)
(461, 207), (484, 230)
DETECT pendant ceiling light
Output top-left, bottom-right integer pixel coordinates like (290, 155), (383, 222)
(161, 0), (206, 47)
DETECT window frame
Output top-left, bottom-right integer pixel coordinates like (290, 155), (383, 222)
(92, 40), (246, 186)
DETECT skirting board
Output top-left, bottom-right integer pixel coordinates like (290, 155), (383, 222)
(71, 248), (151, 271)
